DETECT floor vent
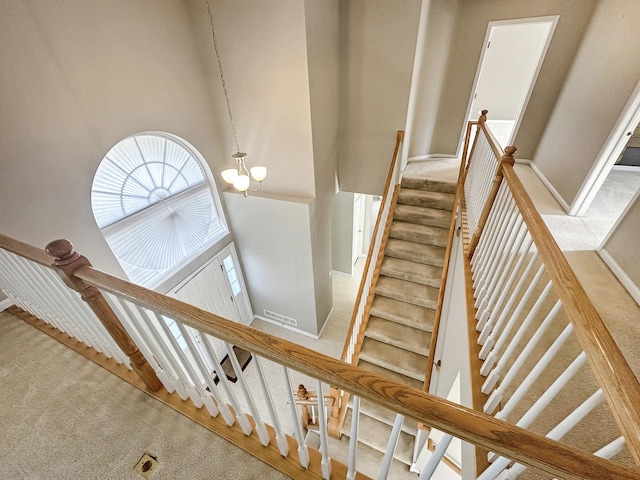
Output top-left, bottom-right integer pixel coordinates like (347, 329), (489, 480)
(264, 309), (298, 327)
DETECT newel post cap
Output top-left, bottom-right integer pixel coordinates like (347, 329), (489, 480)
(479, 109), (489, 123)
(45, 239), (88, 267)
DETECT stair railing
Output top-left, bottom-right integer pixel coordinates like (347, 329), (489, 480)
(329, 130), (404, 437)
(455, 112), (640, 477)
(3, 234), (640, 478)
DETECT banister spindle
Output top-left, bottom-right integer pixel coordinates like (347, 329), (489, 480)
(45, 239), (162, 392)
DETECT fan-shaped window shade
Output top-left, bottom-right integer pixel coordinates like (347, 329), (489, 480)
(92, 133), (228, 287)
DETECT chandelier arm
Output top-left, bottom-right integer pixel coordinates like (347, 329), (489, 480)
(205, 0), (241, 154)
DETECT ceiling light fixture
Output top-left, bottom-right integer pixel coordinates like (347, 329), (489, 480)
(205, 0), (266, 196)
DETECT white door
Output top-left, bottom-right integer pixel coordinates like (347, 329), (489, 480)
(353, 193), (365, 264)
(465, 17), (557, 149)
(170, 256), (238, 360)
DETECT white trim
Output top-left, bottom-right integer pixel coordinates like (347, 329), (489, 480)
(408, 154), (458, 162)
(254, 315), (321, 340)
(612, 164), (640, 172)
(0, 298), (13, 312)
(570, 79), (640, 216)
(316, 307), (334, 339)
(456, 15), (559, 158)
(331, 269), (353, 278)
(598, 249), (640, 307)
(518, 158), (571, 212)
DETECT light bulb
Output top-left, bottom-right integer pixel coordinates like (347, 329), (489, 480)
(233, 174), (250, 192)
(221, 168), (238, 184)
(250, 166), (267, 182)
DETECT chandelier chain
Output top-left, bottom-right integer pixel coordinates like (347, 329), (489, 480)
(205, 0), (240, 154)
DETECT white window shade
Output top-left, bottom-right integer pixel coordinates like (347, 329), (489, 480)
(91, 133), (228, 287)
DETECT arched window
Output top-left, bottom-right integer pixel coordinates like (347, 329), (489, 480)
(91, 132), (228, 287)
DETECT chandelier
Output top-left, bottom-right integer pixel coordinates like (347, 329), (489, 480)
(205, 0), (267, 196)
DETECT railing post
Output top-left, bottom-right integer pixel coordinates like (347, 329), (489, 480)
(45, 239), (162, 392)
(467, 145), (517, 259)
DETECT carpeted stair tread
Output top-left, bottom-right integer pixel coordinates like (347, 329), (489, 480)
(370, 296), (435, 332)
(385, 239), (445, 267)
(390, 222), (449, 247)
(305, 430), (417, 480)
(359, 338), (427, 381)
(341, 409), (415, 466)
(394, 204), (452, 229)
(375, 276), (438, 309)
(401, 176), (457, 194)
(380, 256), (442, 288)
(356, 360), (424, 390)
(365, 316), (431, 356)
(348, 397), (419, 434)
(397, 188), (455, 211)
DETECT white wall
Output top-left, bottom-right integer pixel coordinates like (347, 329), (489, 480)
(338, 0), (421, 194)
(533, 0), (640, 207)
(331, 192), (355, 275)
(223, 192), (319, 334)
(0, 0), (226, 275)
(419, 0), (597, 159)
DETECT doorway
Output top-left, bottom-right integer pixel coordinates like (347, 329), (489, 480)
(462, 16), (558, 150)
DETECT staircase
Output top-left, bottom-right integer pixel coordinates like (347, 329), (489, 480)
(308, 161), (459, 478)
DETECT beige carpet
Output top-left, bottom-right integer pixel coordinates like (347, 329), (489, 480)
(0, 310), (289, 480)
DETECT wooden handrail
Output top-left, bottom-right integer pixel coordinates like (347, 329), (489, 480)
(0, 233), (53, 266)
(340, 130), (404, 362)
(423, 123), (471, 391)
(502, 164), (640, 464)
(72, 263), (640, 480)
(479, 117), (505, 161)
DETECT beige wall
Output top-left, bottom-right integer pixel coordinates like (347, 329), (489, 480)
(338, 0), (421, 195)
(331, 191), (355, 275)
(533, 0), (640, 206)
(423, 0), (596, 159)
(0, 0), (225, 275)
(305, 0), (340, 332)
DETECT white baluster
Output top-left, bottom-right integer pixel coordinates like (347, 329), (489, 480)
(478, 240), (535, 346)
(283, 366), (310, 469)
(174, 322), (229, 420)
(346, 395), (360, 480)
(316, 380), (332, 480)
(480, 267), (548, 382)
(377, 414), (404, 480)
(506, 389), (604, 478)
(419, 433), (454, 480)
(254, 355), (289, 456)
(472, 184), (509, 280)
(476, 223), (527, 334)
(491, 319), (571, 418)
(199, 336), (253, 435)
(224, 341), (270, 446)
(483, 352), (588, 472)
(152, 312), (207, 408)
(594, 436), (626, 459)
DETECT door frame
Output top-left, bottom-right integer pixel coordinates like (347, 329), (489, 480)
(457, 15), (558, 156)
(569, 79), (640, 216)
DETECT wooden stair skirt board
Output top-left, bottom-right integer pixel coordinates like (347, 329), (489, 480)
(343, 166), (457, 476)
(213, 346), (252, 384)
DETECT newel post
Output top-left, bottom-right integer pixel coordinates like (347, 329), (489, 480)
(467, 145), (517, 259)
(45, 239), (162, 392)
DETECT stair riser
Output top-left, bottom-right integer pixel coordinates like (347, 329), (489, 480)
(401, 177), (457, 194)
(398, 192), (454, 211)
(364, 329), (430, 356)
(379, 264), (441, 288)
(389, 227), (448, 247)
(385, 247), (444, 268)
(394, 207), (451, 229)
(370, 297), (435, 332)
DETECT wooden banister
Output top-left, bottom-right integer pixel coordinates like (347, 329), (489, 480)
(0, 233), (53, 266)
(70, 263), (640, 480)
(501, 164), (640, 464)
(44, 239), (162, 392)
(340, 130), (404, 362)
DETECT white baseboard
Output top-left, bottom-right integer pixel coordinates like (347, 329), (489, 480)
(408, 154), (458, 162)
(598, 248), (640, 307)
(612, 164), (640, 172)
(516, 159), (571, 213)
(254, 314), (321, 340)
(0, 298), (14, 312)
